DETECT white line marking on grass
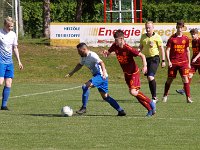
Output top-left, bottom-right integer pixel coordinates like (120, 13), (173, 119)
(82, 115), (196, 121)
(127, 116), (196, 121)
(156, 117), (195, 121)
(9, 85), (82, 99)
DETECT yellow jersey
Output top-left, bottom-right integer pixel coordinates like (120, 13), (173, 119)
(140, 32), (163, 57)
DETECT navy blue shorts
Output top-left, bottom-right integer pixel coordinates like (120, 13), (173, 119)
(145, 55), (160, 76)
(89, 74), (108, 93)
(0, 63), (14, 78)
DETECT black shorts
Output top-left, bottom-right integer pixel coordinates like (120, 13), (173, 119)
(145, 55), (160, 76)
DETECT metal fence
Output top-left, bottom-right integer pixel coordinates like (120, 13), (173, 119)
(0, 0), (16, 28)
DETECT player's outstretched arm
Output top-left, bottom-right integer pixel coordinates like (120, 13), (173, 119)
(192, 51), (200, 63)
(138, 52), (147, 74)
(166, 47), (172, 68)
(13, 46), (23, 70)
(65, 63), (83, 77)
(102, 50), (111, 57)
(99, 61), (107, 80)
(138, 44), (143, 52)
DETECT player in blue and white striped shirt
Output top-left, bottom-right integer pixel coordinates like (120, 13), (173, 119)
(0, 17), (23, 110)
(66, 43), (126, 116)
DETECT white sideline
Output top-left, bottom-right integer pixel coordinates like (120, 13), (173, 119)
(9, 85), (82, 99)
(82, 116), (196, 121)
(3, 85), (197, 121)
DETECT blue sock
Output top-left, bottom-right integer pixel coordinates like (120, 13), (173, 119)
(104, 96), (123, 111)
(2, 86), (11, 107)
(82, 85), (90, 108)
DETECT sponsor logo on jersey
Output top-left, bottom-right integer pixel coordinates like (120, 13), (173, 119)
(173, 40), (177, 43)
(182, 40), (186, 44)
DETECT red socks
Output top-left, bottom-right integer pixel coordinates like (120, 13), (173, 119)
(136, 91), (152, 111)
(183, 83), (190, 98)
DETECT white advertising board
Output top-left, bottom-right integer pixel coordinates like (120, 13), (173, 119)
(50, 23), (200, 47)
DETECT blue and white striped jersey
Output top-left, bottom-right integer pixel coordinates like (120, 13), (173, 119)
(80, 51), (108, 77)
(0, 29), (18, 64)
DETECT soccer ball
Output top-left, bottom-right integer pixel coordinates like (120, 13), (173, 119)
(61, 106), (73, 117)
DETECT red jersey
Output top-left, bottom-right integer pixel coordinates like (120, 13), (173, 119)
(108, 43), (139, 74)
(191, 38), (200, 65)
(167, 34), (189, 64)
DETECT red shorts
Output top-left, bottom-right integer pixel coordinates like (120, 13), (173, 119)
(190, 64), (200, 74)
(168, 62), (190, 78)
(124, 69), (140, 89)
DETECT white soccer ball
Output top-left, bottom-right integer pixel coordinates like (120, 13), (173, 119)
(61, 106), (73, 117)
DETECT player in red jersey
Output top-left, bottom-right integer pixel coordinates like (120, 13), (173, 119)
(162, 21), (193, 103)
(176, 28), (200, 95)
(103, 30), (156, 117)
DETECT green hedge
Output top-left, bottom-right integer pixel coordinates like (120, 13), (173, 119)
(22, 1), (77, 38)
(21, 1), (103, 38)
(21, 2), (200, 38)
(142, 3), (200, 22)
(22, 2), (43, 38)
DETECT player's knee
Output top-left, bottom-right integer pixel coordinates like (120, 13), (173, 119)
(5, 82), (12, 87)
(101, 93), (108, 100)
(182, 76), (188, 83)
(147, 76), (154, 81)
(129, 89), (138, 97)
(82, 84), (88, 90)
(103, 97), (107, 101)
(82, 84), (89, 95)
(83, 83), (91, 90)
(189, 74), (193, 79)
(4, 79), (12, 87)
(103, 96), (110, 101)
(84, 81), (93, 89)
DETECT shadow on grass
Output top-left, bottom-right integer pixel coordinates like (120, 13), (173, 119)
(24, 113), (123, 117)
(25, 114), (63, 117)
(116, 99), (135, 103)
(93, 99), (135, 103)
(84, 114), (117, 117)
(85, 114), (149, 118)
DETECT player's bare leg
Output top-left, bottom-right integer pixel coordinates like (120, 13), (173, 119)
(163, 77), (174, 102)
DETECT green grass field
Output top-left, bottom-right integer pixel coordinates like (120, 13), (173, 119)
(0, 40), (199, 150)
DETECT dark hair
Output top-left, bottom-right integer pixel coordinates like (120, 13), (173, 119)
(113, 29), (124, 38)
(190, 28), (198, 34)
(176, 21), (184, 27)
(76, 42), (87, 49)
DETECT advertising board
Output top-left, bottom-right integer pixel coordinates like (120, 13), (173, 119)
(50, 23), (200, 47)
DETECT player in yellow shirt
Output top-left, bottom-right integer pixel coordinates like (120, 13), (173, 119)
(139, 21), (166, 103)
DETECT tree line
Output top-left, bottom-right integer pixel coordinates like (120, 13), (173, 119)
(20, 0), (200, 38)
